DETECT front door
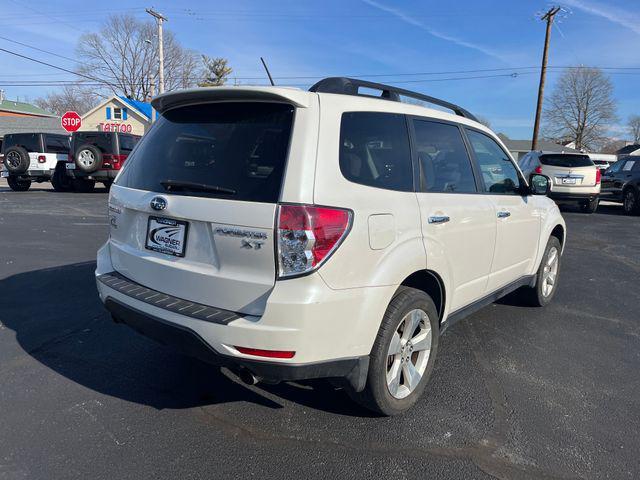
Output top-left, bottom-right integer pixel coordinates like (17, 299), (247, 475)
(411, 119), (497, 312)
(464, 129), (541, 291)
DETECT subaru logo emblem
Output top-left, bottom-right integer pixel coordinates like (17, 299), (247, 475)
(150, 196), (167, 211)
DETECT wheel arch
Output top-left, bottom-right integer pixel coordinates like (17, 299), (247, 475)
(399, 270), (446, 322)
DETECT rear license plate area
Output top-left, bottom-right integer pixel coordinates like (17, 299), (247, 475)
(145, 216), (189, 257)
(561, 177), (577, 185)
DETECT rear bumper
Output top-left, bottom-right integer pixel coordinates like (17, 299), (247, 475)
(548, 191), (599, 202)
(94, 242), (393, 391)
(104, 297), (368, 389)
(67, 168), (118, 181)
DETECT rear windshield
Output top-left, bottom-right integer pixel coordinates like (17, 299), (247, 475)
(72, 132), (116, 153)
(115, 102), (294, 203)
(2, 134), (41, 153)
(540, 154), (593, 168)
(118, 135), (139, 153)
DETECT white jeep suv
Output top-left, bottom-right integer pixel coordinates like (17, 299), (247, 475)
(1, 132), (72, 191)
(96, 78), (566, 415)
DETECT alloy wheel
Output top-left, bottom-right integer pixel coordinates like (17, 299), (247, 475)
(624, 191), (635, 213)
(542, 246), (559, 297)
(6, 151), (20, 169)
(386, 309), (432, 399)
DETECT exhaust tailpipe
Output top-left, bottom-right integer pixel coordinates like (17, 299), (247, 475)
(238, 368), (260, 386)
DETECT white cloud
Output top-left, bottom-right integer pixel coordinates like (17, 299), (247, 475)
(360, 0), (508, 62)
(562, 0), (640, 35)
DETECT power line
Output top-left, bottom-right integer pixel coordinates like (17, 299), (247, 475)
(0, 47), (114, 89)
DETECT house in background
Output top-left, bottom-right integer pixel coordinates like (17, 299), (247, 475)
(0, 90), (65, 139)
(615, 144), (640, 158)
(502, 138), (580, 162)
(80, 96), (153, 136)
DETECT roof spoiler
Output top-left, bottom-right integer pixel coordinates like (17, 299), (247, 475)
(151, 86), (311, 114)
(309, 77), (478, 122)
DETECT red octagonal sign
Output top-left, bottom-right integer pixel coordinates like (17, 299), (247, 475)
(61, 111), (82, 132)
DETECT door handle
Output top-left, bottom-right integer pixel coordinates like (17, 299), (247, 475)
(428, 215), (450, 224)
(497, 211), (511, 218)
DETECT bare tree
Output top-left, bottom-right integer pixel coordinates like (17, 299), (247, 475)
(476, 116), (492, 129)
(34, 85), (100, 116)
(76, 14), (203, 101)
(198, 56), (233, 87)
(543, 67), (617, 151)
(628, 115), (640, 144)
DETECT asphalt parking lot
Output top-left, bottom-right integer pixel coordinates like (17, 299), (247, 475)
(1, 179), (639, 480)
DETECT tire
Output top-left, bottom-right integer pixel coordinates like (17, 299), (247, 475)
(580, 196), (599, 214)
(50, 163), (73, 192)
(75, 144), (103, 173)
(521, 236), (562, 307)
(7, 175), (31, 192)
(3, 146), (30, 174)
(622, 188), (640, 216)
(72, 178), (96, 193)
(349, 286), (439, 416)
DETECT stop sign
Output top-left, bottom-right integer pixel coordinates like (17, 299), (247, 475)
(61, 111), (82, 132)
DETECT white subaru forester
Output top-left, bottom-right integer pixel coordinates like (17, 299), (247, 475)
(96, 78), (566, 415)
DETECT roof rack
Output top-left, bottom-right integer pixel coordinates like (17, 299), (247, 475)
(308, 77), (478, 122)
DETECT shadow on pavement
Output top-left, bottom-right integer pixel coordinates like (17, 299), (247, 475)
(0, 262), (369, 416)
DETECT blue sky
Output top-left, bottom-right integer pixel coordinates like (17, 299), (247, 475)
(1, 0), (639, 140)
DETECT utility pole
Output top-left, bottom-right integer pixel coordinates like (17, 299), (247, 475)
(531, 6), (561, 151)
(146, 8), (167, 94)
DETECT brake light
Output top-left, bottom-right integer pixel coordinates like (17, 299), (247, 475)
(535, 165), (543, 174)
(235, 347), (295, 359)
(277, 204), (352, 278)
(595, 168), (601, 184)
(38, 155), (46, 163)
(102, 154), (127, 170)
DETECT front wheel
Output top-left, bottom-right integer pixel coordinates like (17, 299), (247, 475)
(7, 175), (31, 191)
(521, 236), (561, 307)
(350, 287), (439, 416)
(51, 165), (73, 192)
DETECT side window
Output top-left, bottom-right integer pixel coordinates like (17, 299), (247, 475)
(622, 159), (636, 171)
(339, 112), (413, 191)
(412, 120), (476, 193)
(118, 135), (139, 153)
(44, 135), (70, 154)
(607, 160), (624, 173)
(466, 129), (522, 195)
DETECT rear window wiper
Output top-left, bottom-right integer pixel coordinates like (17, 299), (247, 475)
(160, 180), (236, 195)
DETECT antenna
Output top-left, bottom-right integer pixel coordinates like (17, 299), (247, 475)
(260, 57), (275, 86)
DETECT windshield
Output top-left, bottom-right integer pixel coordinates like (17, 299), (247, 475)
(540, 154), (593, 168)
(115, 102), (294, 202)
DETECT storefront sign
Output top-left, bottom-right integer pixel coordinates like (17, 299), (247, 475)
(99, 122), (133, 133)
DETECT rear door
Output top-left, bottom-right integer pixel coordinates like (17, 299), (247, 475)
(109, 101), (297, 316)
(464, 129), (540, 291)
(412, 119), (496, 311)
(601, 160), (625, 199)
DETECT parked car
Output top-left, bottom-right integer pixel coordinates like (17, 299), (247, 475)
(95, 78), (566, 415)
(587, 153), (617, 174)
(66, 131), (141, 192)
(519, 151), (600, 213)
(601, 155), (640, 215)
(0, 132), (71, 191)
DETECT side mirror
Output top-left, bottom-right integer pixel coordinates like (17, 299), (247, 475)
(529, 173), (550, 195)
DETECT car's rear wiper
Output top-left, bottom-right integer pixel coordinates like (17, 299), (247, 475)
(161, 180), (236, 195)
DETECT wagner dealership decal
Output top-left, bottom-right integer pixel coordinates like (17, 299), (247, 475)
(145, 216), (188, 257)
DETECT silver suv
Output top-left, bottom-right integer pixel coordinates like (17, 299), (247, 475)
(96, 78), (566, 415)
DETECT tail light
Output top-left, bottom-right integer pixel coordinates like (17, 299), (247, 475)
(102, 154), (127, 170)
(277, 204), (352, 278)
(595, 168), (601, 184)
(37, 155), (46, 163)
(535, 165), (543, 174)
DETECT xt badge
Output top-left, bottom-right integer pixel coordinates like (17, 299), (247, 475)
(241, 238), (265, 250)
